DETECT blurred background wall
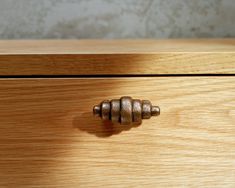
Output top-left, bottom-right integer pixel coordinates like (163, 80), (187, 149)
(0, 0), (234, 39)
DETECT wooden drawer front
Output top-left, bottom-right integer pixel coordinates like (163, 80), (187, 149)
(0, 77), (235, 187)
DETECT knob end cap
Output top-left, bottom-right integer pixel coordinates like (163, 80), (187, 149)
(93, 105), (101, 116)
(151, 106), (160, 116)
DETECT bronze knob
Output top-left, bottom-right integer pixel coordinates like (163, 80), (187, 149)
(93, 96), (160, 125)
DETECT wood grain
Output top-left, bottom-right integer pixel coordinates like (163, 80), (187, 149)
(0, 39), (235, 75)
(0, 77), (235, 187)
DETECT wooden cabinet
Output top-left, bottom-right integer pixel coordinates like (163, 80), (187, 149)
(0, 40), (235, 187)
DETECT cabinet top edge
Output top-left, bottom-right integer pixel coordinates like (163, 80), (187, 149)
(0, 39), (234, 55)
(0, 39), (235, 76)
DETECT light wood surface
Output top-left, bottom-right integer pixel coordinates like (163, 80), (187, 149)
(0, 39), (234, 75)
(0, 77), (235, 187)
(1, 39), (235, 54)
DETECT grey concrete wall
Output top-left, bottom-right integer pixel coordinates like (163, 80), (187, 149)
(0, 0), (234, 39)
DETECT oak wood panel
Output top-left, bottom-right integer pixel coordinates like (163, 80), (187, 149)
(0, 39), (235, 75)
(1, 39), (235, 54)
(0, 77), (235, 187)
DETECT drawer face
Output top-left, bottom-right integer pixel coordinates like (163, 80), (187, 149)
(0, 77), (235, 187)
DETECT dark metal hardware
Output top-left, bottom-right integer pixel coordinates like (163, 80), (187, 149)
(93, 96), (160, 125)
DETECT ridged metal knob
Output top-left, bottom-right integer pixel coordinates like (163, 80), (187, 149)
(93, 96), (160, 125)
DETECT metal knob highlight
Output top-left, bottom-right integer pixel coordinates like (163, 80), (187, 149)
(93, 96), (160, 125)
